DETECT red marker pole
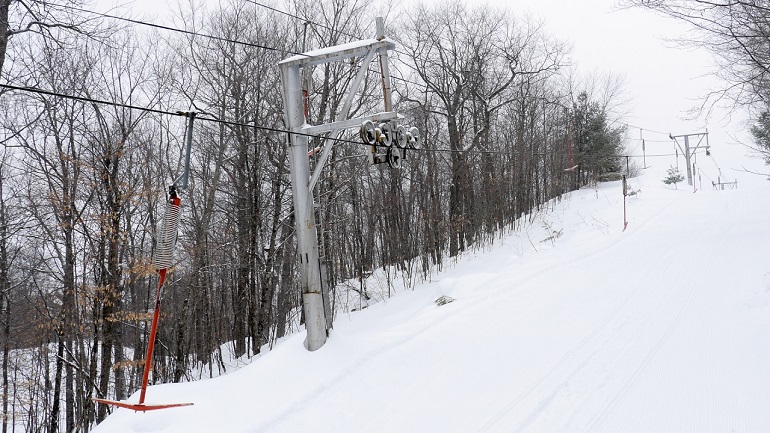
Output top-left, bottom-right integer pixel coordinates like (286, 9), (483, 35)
(139, 268), (166, 404)
(622, 175), (628, 231)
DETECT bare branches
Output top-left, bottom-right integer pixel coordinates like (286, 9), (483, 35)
(398, 1), (565, 154)
(625, 0), (770, 112)
(10, 19), (82, 37)
(735, 165), (769, 176)
(0, 0), (110, 80)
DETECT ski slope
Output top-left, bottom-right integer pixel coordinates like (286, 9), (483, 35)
(94, 160), (770, 433)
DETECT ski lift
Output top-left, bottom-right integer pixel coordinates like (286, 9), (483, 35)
(93, 112), (197, 412)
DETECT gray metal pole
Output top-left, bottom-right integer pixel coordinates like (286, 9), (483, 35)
(683, 135), (693, 186)
(277, 20), (402, 351)
(280, 63), (327, 351)
(174, 112), (196, 190)
(622, 175), (628, 231)
(376, 17), (393, 112)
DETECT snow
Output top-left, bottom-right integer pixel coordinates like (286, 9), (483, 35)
(94, 152), (770, 433)
(279, 38), (395, 67)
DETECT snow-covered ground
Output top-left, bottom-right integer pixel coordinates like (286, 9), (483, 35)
(94, 152), (770, 433)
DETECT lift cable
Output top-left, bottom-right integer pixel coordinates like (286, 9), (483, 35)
(42, 0), (425, 90)
(0, 82), (691, 162)
(42, 0), (304, 56)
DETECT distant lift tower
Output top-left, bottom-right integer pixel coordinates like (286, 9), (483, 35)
(669, 131), (709, 187)
(279, 18), (418, 351)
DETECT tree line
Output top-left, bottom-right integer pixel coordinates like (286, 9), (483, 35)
(0, 0), (627, 431)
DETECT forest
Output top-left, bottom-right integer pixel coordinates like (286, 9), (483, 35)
(0, 0), (628, 431)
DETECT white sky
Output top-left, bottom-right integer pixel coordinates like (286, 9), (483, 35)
(500, 0), (749, 161)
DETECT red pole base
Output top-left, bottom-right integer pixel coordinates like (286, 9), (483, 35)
(93, 398), (193, 412)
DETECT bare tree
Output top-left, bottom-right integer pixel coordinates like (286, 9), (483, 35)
(13, 39), (92, 433)
(78, 29), (163, 422)
(160, 0), (300, 371)
(0, 0), (104, 79)
(399, 0), (564, 256)
(0, 150), (24, 433)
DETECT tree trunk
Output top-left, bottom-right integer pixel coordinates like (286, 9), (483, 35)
(0, 170), (9, 433)
(0, 0), (9, 78)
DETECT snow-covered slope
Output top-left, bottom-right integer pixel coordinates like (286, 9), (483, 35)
(94, 158), (770, 433)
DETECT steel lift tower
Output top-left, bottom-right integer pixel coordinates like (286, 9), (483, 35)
(279, 18), (419, 351)
(670, 131), (710, 187)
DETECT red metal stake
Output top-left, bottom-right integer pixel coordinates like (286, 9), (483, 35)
(139, 268), (166, 405)
(93, 267), (192, 411)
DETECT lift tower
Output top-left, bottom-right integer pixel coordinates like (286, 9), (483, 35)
(279, 18), (418, 351)
(669, 132), (709, 187)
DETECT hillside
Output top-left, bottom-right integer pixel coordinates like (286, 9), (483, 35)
(94, 160), (770, 433)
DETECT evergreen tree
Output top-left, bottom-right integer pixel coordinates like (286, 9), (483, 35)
(571, 92), (626, 181)
(663, 166), (685, 189)
(750, 111), (770, 165)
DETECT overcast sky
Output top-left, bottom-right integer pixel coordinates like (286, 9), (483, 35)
(504, 0), (753, 171)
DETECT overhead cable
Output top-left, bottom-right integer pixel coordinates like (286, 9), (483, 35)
(1, 83), (688, 162)
(42, 1), (303, 55)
